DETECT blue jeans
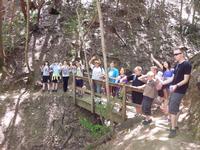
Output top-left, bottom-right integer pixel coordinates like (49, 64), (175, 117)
(93, 83), (101, 93)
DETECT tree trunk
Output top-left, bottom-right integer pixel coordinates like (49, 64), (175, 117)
(76, 6), (95, 112)
(96, 0), (110, 102)
(180, 0), (183, 34)
(20, 0), (27, 21)
(0, 0), (4, 69)
(147, 0), (155, 21)
(25, 0), (31, 72)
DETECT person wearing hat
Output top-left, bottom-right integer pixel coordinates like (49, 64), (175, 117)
(89, 56), (105, 93)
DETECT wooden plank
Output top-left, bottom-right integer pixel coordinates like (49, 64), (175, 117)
(90, 79), (95, 113)
(72, 74), (76, 105)
(122, 85), (127, 121)
(76, 99), (92, 111)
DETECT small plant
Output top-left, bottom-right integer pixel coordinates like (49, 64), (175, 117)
(80, 118), (110, 138)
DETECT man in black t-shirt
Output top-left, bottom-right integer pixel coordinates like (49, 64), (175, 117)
(168, 47), (192, 138)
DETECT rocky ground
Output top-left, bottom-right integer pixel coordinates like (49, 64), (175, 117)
(0, 88), (96, 150)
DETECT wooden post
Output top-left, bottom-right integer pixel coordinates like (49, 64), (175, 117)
(72, 74), (76, 105)
(122, 84), (127, 121)
(96, 0), (110, 102)
(91, 79), (95, 113)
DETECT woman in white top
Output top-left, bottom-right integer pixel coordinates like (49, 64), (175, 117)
(89, 56), (105, 93)
(61, 60), (70, 92)
(40, 61), (51, 92)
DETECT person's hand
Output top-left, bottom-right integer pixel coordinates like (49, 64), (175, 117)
(169, 85), (178, 92)
(92, 56), (96, 60)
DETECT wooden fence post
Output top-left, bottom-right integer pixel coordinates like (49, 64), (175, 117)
(73, 74), (76, 105)
(91, 79), (95, 113)
(122, 84), (127, 121)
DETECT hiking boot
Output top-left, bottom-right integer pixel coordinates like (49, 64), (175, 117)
(142, 119), (152, 125)
(168, 129), (176, 138)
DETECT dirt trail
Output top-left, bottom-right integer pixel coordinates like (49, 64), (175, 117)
(97, 108), (200, 150)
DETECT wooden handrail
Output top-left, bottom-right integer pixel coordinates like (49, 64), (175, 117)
(74, 75), (143, 93)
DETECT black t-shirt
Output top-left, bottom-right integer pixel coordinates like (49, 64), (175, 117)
(127, 74), (145, 87)
(172, 61), (192, 94)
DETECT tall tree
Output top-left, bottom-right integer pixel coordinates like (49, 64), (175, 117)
(20, 0), (27, 21)
(180, 0), (183, 34)
(0, 0), (4, 69)
(34, 0), (45, 25)
(25, 0), (31, 72)
(96, 0), (110, 102)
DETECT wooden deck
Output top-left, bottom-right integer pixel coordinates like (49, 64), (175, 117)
(71, 75), (143, 123)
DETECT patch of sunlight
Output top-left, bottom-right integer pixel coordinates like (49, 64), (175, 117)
(0, 128), (5, 144)
(137, 127), (162, 140)
(35, 52), (41, 60)
(81, 0), (93, 8)
(1, 108), (15, 127)
(158, 136), (169, 141)
(15, 114), (21, 126)
(126, 111), (136, 118)
(123, 125), (143, 141)
(0, 93), (9, 101)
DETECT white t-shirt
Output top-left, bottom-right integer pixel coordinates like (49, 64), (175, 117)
(90, 64), (105, 80)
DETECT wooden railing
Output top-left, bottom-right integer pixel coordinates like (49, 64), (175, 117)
(72, 75), (143, 122)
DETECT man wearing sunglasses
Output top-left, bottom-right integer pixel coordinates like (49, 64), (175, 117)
(167, 47), (192, 138)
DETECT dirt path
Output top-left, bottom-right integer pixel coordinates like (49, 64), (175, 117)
(97, 108), (200, 150)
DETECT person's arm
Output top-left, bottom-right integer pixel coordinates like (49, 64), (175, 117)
(138, 74), (147, 83)
(89, 56), (96, 65)
(133, 84), (146, 90)
(151, 54), (163, 70)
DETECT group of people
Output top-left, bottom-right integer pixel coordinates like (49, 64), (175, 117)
(40, 47), (192, 138)
(40, 60), (84, 93)
(88, 47), (192, 138)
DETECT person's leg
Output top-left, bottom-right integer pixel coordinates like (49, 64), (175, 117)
(168, 93), (184, 138)
(42, 83), (45, 91)
(96, 84), (101, 94)
(55, 82), (58, 92)
(63, 77), (67, 92)
(65, 77), (69, 92)
(135, 105), (142, 114)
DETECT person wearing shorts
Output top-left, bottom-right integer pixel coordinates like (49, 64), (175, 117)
(167, 47), (192, 138)
(125, 66), (145, 114)
(136, 71), (158, 125)
(50, 61), (61, 92)
(41, 61), (51, 92)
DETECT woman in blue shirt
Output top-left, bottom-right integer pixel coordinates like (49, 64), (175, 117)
(151, 54), (174, 116)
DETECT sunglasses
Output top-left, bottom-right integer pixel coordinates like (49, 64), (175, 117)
(174, 52), (182, 56)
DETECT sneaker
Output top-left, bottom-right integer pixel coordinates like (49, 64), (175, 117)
(142, 119), (152, 125)
(168, 129), (176, 138)
(167, 126), (179, 131)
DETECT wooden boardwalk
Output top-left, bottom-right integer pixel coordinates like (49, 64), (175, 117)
(71, 75), (143, 123)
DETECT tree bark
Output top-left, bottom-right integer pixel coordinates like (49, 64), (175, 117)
(20, 0), (27, 21)
(96, 0), (110, 102)
(35, 0), (45, 25)
(0, 0), (4, 69)
(25, 0), (31, 72)
(76, 6), (95, 112)
(180, 0), (183, 34)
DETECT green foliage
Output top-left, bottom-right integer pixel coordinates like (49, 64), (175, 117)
(3, 12), (26, 52)
(80, 118), (110, 138)
(95, 101), (114, 119)
(64, 17), (78, 35)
